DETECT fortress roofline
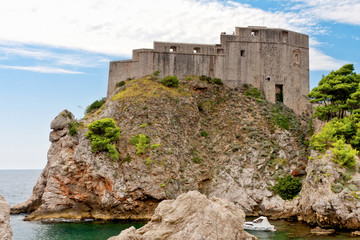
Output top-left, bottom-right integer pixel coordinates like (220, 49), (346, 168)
(153, 41), (216, 47)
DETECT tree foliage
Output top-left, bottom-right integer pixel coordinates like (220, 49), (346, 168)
(273, 175), (302, 200)
(331, 139), (358, 169)
(308, 64), (360, 121)
(86, 118), (121, 161)
(85, 98), (106, 115)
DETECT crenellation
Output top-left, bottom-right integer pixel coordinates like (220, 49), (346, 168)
(108, 26), (310, 115)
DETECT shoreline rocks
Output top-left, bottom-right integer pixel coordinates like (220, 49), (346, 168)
(108, 191), (257, 240)
(0, 195), (13, 240)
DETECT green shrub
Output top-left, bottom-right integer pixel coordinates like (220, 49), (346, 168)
(192, 156), (202, 164)
(116, 81), (125, 88)
(245, 87), (261, 99)
(122, 154), (132, 163)
(130, 134), (150, 155)
(200, 130), (209, 137)
(273, 175), (302, 200)
(211, 78), (223, 85)
(68, 122), (78, 136)
(153, 70), (160, 76)
(200, 75), (211, 82)
(161, 75), (179, 87)
(331, 183), (344, 193)
(85, 98), (106, 114)
(331, 139), (357, 169)
(310, 121), (338, 152)
(86, 118), (121, 161)
(150, 144), (160, 150)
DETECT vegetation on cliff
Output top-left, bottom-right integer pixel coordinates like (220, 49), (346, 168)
(310, 64), (360, 170)
(86, 118), (121, 161)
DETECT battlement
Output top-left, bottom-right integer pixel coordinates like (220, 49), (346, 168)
(108, 26), (310, 115)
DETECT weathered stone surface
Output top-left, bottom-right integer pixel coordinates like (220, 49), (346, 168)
(295, 150), (360, 229)
(0, 195), (12, 240)
(108, 191), (257, 240)
(50, 110), (74, 130)
(310, 227), (335, 235)
(13, 79), (310, 222)
(49, 129), (68, 142)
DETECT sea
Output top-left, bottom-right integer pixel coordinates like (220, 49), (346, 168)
(0, 169), (356, 240)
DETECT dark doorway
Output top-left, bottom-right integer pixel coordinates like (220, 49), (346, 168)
(275, 84), (283, 102)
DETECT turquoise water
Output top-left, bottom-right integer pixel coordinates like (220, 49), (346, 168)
(0, 170), (355, 239)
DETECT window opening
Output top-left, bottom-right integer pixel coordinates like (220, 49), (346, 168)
(251, 30), (259, 36)
(193, 47), (200, 54)
(240, 50), (245, 57)
(275, 84), (283, 102)
(266, 77), (271, 81)
(170, 46), (177, 52)
(217, 49), (224, 54)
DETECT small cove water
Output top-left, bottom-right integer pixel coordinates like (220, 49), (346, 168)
(0, 170), (355, 240)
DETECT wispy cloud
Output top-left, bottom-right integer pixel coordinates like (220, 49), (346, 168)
(310, 48), (349, 71)
(288, 0), (360, 25)
(0, 65), (83, 74)
(0, 46), (106, 68)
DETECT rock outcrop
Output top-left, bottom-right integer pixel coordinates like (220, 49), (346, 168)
(295, 149), (360, 229)
(109, 191), (257, 240)
(13, 77), (310, 221)
(14, 76), (360, 230)
(0, 195), (12, 240)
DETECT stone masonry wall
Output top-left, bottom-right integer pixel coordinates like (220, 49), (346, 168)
(108, 26), (310, 115)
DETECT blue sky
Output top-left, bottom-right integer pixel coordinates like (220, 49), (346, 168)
(0, 0), (359, 169)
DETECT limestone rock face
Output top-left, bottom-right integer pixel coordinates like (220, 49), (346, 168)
(108, 191), (257, 240)
(50, 110), (74, 130)
(10, 78), (312, 225)
(0, 195), (12, 240)
(296, 150), (360, 229)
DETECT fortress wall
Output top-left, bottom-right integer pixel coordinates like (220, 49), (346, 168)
(108, 27), (310, 115)
(108, 51), (225, 96)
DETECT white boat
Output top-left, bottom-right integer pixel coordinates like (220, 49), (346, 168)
(243, 216), (276, 232)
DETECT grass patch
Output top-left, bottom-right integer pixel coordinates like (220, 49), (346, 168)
(111, 77), (191, 102)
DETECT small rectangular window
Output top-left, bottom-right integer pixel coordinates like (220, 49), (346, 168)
(170, 46), (177, 52)
(193, 47), (200, 54)
(217, 49), (224, 54)
(251, 30), (259, 36)
(240, 50), (245, 57)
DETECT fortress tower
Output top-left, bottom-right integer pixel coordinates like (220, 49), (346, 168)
(108, 26), (310, 115)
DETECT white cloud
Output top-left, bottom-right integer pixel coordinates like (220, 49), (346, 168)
(0, 65), (82, 74)
(289, 0), (360, 25)
(0, 0), (311, 57)
(0, 0), (350, 71)
(309, 48), (349, 71)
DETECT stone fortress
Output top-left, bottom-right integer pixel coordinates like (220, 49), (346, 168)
(108, 26), (309, 115)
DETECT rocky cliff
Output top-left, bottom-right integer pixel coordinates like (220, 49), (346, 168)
(0, 195), (12, 240)
(109, 191), (257, 240)
(11, 76), (360, 229)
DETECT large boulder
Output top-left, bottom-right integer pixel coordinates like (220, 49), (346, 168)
(50, 110), (74, 130)
(109, 191), (257, 240)
(0, 195), (12, 240)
